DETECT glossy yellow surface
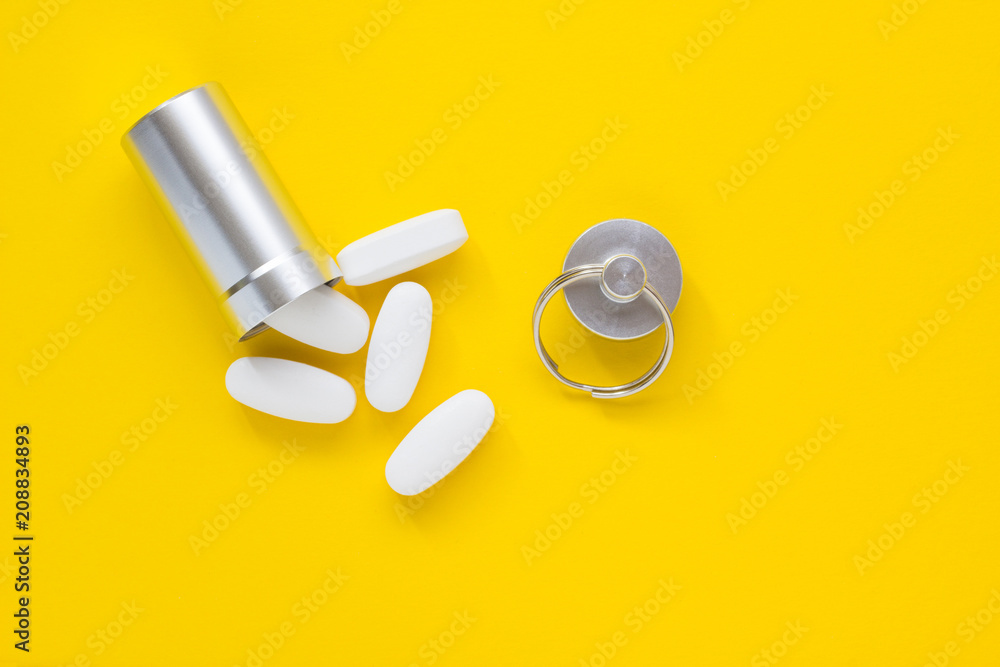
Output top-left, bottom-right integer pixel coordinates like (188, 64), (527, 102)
(3, 0), (999, 664)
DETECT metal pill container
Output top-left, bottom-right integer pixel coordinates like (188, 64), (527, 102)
(122, 82), (341, 341)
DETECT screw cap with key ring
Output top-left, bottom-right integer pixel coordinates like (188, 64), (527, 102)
(532, 218), (682, 399)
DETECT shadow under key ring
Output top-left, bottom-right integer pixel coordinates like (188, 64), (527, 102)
(531, 219), (681, 399)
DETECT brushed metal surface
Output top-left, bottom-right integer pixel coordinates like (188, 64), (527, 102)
(562, 219), (682, 340)
(122, 82), (340, 340)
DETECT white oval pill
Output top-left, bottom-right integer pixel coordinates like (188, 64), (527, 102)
(264, 286), (369, 354)
(225, 357), (356, 423)
(336, 209), (468, 286)
(385, 389), (494, 495)
(365, 282), (432, 412)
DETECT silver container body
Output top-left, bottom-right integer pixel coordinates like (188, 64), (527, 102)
(122, 82), (340, 340)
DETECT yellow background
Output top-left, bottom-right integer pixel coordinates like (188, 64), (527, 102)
(3, 0), (1000, 664)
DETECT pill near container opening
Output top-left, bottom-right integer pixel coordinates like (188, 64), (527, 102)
(225, 357), (356, 423)
(385, 390), (495, 496)
(264, 286), (369, 354)
(336, 209), (468, 286)
(366, 282), (432, 412)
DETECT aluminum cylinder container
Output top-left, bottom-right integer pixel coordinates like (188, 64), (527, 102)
(122, 82), (340, 340)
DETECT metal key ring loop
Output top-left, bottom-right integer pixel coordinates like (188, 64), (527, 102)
(532, 263), (675, 399)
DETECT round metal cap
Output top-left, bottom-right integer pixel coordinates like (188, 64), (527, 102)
(601, 254), (647, 303)
(562, 219), (682, 340)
